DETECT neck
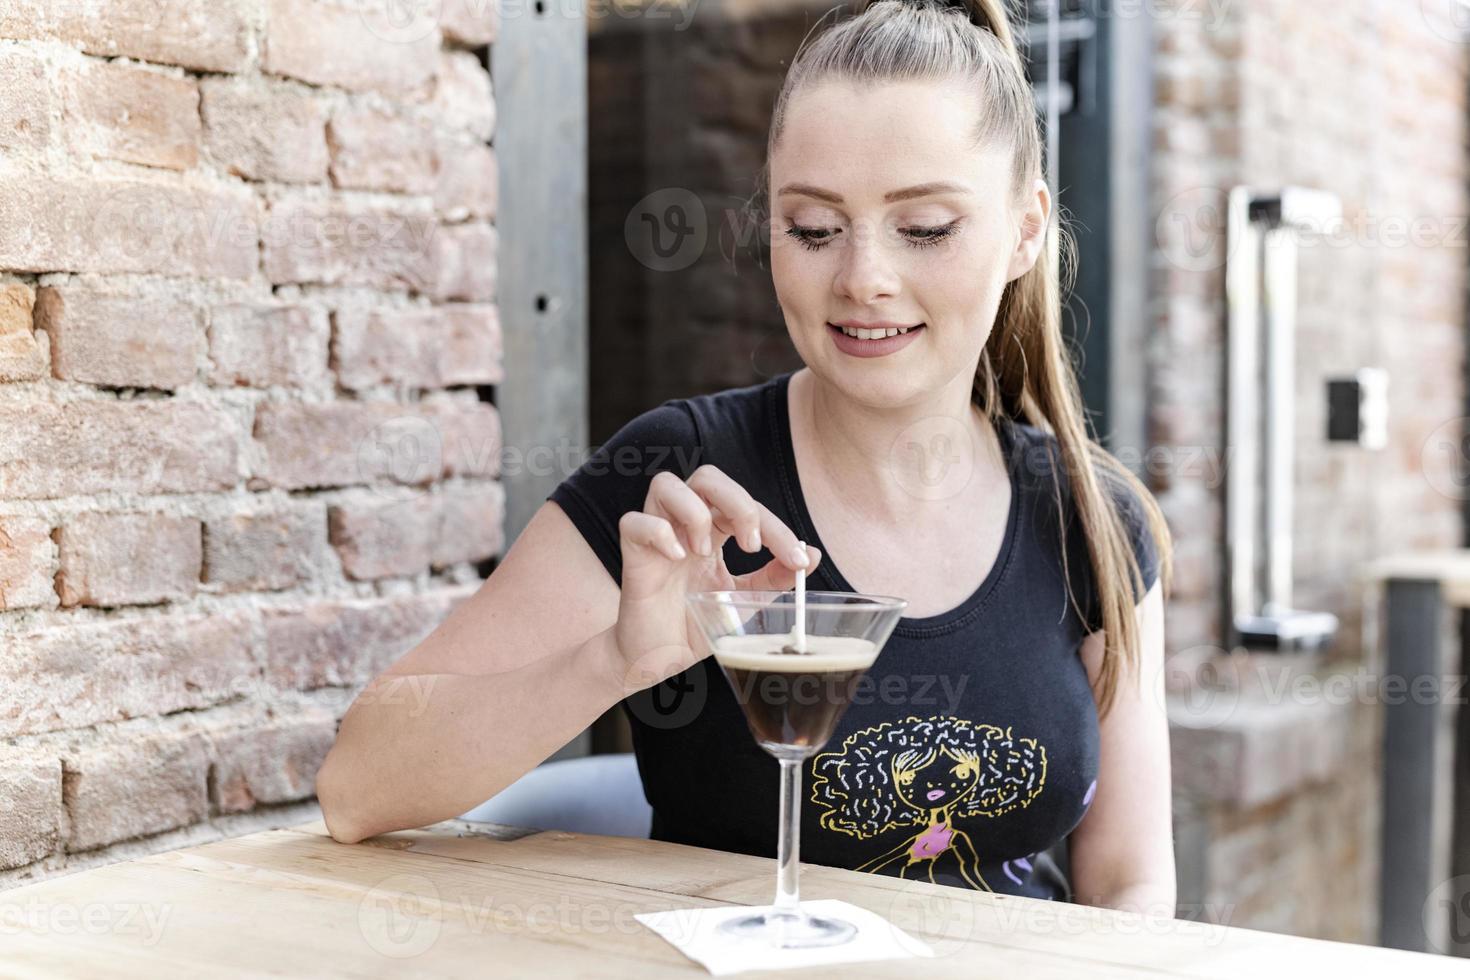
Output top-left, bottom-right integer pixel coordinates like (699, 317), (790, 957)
(790, 367), (1006, 528)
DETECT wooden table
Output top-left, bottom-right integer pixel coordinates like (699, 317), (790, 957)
(2, 819), (1464, 977)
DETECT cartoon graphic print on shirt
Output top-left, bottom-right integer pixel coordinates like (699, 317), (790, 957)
(810, 715), (1047, 890)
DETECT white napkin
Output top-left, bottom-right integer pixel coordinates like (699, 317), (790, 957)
(635, 899), (934, 975)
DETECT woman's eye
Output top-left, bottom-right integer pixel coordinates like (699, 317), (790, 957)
(906, 220), (961, 248)
(785, 224), (838, 251)
(784, 219), (961, 252)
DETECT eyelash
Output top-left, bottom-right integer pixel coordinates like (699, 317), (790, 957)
(784, 218), (963, 252)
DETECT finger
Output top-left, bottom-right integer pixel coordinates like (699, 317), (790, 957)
(687, 465), (764, 553)
(750, 500), (810, 571)
(618, 511), (686, 562)
(733, 546), (823, 591)
(645, 471), (716, 556)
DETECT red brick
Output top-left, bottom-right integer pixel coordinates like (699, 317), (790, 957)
(0, 0), (253, 74)
(255, 401), (436, 490)
(441, 0), (499, 46)
(209, 710), (337, 813)
(332, 305), (502, 390)
(0, 46), (52, 156)
(328, 106), (438, 194)
(0, 515), (56, 611)
(200, 77), (329, 185)
(261, 196), (435, 292)
(440, 305), (503, 386)
(203, 504), (326, 592)
(57, 512), (201, 607)
(433, 482), (504, 567)
(63, 731), (210, 851)
(435, 136), (497, 222)
(332, 308), (436, 390)
(264, 593), (454, 689)
(60, 59), (201, 171)
(0, 612), (259, 737)
(209, 304), (330, 389)
(437, 400), (502, 479)
(0, 401), (244, 500)
(430, 222), (497, 302)
(262, 0), (439, 96)
(0, 755), (61, 870)
(254, 399), (500, 486)
(0, 282), (45, 382)
(36, 282), (204, 390)
(432, 50), (495, 140)
(329, 494), (437, 580)
(0, 174), (260, 279)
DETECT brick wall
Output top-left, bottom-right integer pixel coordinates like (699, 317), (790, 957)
(1152, 0), (1468, 944)
(0, 0), (501, 886)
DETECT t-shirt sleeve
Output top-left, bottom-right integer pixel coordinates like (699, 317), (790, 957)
(1081, 473), (1158, 637)
(546, 401), (704, 587)
(1073, 469), (1163, 634)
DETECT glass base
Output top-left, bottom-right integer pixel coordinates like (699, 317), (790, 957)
(718, 909), (857, 948)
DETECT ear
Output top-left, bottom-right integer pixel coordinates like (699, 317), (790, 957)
(1005, 178), (1051, 282)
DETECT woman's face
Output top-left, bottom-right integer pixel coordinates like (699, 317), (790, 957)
(895, 748), (980, 811)
(769, 78), (1049, 408)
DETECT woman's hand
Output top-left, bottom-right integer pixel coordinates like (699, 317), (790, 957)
(612, 464), (821, 693)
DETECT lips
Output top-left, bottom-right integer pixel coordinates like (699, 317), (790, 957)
(925, 788), (946, 801)
(827, 323), (924, 359)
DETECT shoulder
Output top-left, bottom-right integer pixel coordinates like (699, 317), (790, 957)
(1005, 420), (1165, 618)
(546, 375), (788, 583)
(588, 374), (783, 472)
(1006, 420), (1156, 523)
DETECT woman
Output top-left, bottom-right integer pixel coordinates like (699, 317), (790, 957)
(316, 0), (1176, 914)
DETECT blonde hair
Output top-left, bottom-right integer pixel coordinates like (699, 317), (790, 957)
(758, 0), (1174, 720)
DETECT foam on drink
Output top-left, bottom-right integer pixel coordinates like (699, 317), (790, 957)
(711, 634), (879, 670)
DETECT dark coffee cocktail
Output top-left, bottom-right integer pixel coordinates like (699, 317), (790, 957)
(712, 635), (878, 753)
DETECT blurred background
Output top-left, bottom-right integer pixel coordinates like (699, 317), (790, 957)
(0, 0), (1467, 961)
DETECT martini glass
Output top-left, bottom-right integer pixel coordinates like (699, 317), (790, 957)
(685, 589), (907, 948)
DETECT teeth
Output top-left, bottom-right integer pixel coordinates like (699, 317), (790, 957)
(838, 325), (913, 340)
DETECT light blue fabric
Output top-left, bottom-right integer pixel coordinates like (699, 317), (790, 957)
(458, 753), (652, 839)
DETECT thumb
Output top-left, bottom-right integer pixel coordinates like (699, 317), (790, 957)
(733, 545), (823, 591)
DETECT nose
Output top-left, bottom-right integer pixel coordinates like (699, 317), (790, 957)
(832, 219), (900, 305)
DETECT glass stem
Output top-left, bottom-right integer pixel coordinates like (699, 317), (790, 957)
(774, 757), (801, 916)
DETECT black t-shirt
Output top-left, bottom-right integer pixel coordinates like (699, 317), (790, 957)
(548, 371), (1159, 900)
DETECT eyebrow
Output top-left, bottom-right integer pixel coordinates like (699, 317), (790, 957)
(776, 181), (972, 204)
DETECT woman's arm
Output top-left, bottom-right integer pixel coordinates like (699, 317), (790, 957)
(1068, 579), (1177, 914)
(316, 464), (814, 845)
(315, 501), (629, 843)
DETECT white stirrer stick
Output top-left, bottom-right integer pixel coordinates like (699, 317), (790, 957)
(794, 541), (807, 652)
